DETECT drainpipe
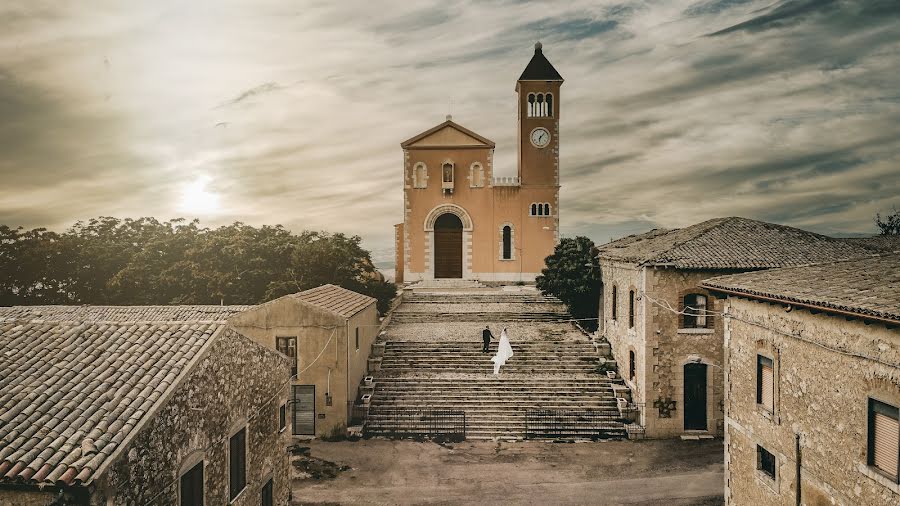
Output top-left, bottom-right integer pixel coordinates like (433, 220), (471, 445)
(795, 433), (802, 506)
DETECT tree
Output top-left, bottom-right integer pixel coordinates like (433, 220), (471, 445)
(875, 207), (900, 235)
(0, 217), (398, 314)
(536, 236), (601, 331)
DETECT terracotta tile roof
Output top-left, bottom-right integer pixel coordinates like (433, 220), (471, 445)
(0, 320), (223, 486)
(294, 284), (375, 318)
(841, 235), (900, 253)
(0, 305), (253, 323)
(596, 217), (877, 270)
(702, 254), (900, 323)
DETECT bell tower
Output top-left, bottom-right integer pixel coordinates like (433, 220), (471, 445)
(516, 42), (563, 187)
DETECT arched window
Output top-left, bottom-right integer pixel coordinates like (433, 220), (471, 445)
(527, 93), (536, 118)
(470, 163), (484, 187)
(611, 285), (618, 320)
(502, 226), (512, 260)
(546, 94), (553, 117)
(543, 203), (551, 216)
(628, 290), (635, 328)
(682, 293), (711, 328)
(531, 203), (538, 216)
(536, 94), (544, 117)
(629, 350), (635, 380)
(413, 163), (427, 189)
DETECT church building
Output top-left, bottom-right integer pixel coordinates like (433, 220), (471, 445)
(395, 42), (563, 283)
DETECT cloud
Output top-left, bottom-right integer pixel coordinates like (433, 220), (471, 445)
(0, 0), (898, 264)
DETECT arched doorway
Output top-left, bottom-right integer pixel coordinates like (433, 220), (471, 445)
(434, 213), (463, 278)
(684, 363), (708, 430)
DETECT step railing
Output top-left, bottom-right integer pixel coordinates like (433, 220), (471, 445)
(364, 408), (467, 442)
(524, 409), (626, 440)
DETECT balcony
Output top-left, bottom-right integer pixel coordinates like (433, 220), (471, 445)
(492, 176), (521, 187)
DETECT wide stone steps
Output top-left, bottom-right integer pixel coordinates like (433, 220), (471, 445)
(389, 312), (571, 323)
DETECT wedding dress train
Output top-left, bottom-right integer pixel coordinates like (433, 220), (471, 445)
(491, 329), (514, 375)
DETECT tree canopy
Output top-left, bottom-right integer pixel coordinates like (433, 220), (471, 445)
(0, 217), (396, 313)
(875, 207), (900, 235)
(535, 236), (601, 331)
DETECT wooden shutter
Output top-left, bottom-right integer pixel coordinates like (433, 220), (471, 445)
(229, 429), (246, 499)
(760, 363), (774, 411)
(873, 411), (899, 478)
(180, 462), (203, 506)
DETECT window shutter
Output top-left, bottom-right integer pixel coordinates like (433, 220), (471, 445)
(873, 411), (899, 478)
(761, 363), (774, 411)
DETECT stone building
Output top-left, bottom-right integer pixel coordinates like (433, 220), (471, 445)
(230, 284), (379, 438)
(0, 306), (291, 505)
(595, 217), (880, 439)
(395, 42), (562, 283)
(702, 254), (899, 505)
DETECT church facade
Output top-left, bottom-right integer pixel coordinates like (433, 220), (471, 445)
(395, 43), (563, 283)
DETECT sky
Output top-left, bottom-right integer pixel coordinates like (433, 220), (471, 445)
(1, 0), (899, 267)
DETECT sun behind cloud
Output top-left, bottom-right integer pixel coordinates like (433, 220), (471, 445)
(178, 175), (221, 216)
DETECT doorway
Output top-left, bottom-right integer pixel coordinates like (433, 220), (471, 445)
(683, 363), (707, 431)
(434, 213), (463, 278)
(292, 385), (316, 435)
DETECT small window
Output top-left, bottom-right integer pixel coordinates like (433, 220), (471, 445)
(355, 328), (360, 351)
(279, 404), (286, 432)
(546, 94), (553, 117)
(682, 294), (711, 328)
(502, 226), (512, 260)
(229, 428), (246, 500)
(543, 203), (551, 216)
(527, 93), (536, 117)
(413, 163), (427, 188)
(756, 355), (774, 412)
(530, 203), (538, 216)
(276, 337), (298, 378)
(628, 290), (635, 328)
(868, 398), (899, 481)
(628, 350), (635, 380)
(611, 286), (618, 320)
(757, 445), (776, 481)
(261, 478), (274, 506)
(180, 461), (203, 506)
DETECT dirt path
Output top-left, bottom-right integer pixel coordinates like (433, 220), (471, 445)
(292, 439), (724, 505)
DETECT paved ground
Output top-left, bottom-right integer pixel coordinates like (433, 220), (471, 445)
(291, 438), (724, 505)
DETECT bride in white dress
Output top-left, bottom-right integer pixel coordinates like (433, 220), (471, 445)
(491, 328), (514, 375)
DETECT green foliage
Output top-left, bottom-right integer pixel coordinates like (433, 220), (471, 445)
(535, 236), (601, 331)
(0, 217), (397, 313)
(875, 207), (900, 235)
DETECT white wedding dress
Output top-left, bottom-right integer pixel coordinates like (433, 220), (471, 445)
(491, 329), (514, 375)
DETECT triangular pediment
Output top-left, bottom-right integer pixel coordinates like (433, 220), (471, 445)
(401, 120), (495, 149)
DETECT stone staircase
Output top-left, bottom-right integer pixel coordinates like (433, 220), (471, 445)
(363, 288), (626, 440)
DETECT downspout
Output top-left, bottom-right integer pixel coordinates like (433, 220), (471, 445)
(795, 433), (802, 506)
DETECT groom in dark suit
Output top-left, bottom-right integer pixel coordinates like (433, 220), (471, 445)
(482, 325), (495, 352)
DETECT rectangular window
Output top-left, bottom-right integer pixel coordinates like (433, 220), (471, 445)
(180, 461), (203, 506)
(628, 290), (635, 328)
(279, 403), (286, 432)
(868, 398), (899, 481)
(261, 478), (274, 506)
(228, 428), (246, 500)
(276, 336), (298, 378)
(757, 445), (776, 481)
(756, 355), (774, 412)
(355, 328), (360, 351)
(682, 294), (711, 328)
(611, 286), (618, 320)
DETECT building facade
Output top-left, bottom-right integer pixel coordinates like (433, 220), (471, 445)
(596, 217), (882, 439)
(229, 284), (380, 438)
(703, 255), (899, 505)
(0, 313), (291, 506)
(396, 42), (562, 283)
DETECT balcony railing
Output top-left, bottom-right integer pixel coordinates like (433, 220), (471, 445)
(492, 176), (521, 187)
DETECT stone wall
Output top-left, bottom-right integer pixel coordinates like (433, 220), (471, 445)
(94, 328), (292, 505)
(600, 259), (727, 437)
(724, 297), (900, 505)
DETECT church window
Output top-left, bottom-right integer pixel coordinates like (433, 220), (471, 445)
(543, 203), (551, 215)
(527, 93), (536, 117)
(536, 94), (545, 117)
(470, 162), (484, 188)
(413, 163), (427, 189)
(502, 226), (512, 260)
(530, 203), (538, 216)
(546, 94), (553, 117)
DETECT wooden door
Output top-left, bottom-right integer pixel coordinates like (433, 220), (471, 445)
(292, 385), (316, 435)
(684, 363), (708, 431)
(434, 213), (463, 278)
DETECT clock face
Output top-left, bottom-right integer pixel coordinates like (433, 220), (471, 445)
(530, 127), (551, 148)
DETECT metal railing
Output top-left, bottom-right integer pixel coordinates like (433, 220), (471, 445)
(363, 408), (466, 441)
(525, 409), (626, 440)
